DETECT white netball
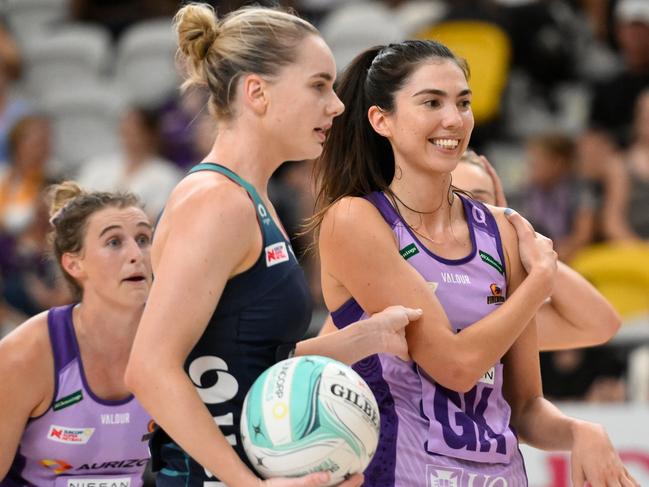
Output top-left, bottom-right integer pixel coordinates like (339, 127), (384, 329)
(240, 355), (380, 486)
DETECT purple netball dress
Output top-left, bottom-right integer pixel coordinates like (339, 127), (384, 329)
(2, 304), (151, 487)
(332, 192), (528, 487)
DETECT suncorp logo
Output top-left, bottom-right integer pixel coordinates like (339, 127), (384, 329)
(47, 425), (94, 444)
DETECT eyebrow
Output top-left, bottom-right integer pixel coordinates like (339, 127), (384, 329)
(310, 72), (334, 82)
(99, 221), (152, 237)
(412, 88), (472, 98)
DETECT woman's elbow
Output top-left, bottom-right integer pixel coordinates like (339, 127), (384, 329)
(434, 363), (482, 394)
(124, 355), (153, 395)
(593, 308), (622, 345)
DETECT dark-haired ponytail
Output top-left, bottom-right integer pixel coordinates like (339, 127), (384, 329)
(306, 46), (395, 240)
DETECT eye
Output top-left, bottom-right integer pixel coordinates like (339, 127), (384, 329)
(459, 99), (472, 109)
(313, 82), (326, 92)
(425, 99), (441, 108)
(136, 234), (151, 247)
(107, 237), (122, 248)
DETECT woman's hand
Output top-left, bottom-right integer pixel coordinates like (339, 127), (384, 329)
(261, 472), (363, 487)
(570, 421), (639, 486)
(364, 305), (423, 361)
(504, 209), (557, 294)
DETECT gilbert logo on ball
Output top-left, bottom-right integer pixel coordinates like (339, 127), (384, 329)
(240, 355), (380, 486)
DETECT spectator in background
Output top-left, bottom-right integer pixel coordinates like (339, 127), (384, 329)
(602, 88), (649, 241)
(77, 106), (182, 220)
(521, 132), (595, 261)
(0, 115), (69, 323)
(0, 57), (31, 166)
(0, 115), (51, 239)
(1, 193), (72, 318)
(158, 90), (209, 170)
(589, 0), (649, 147)
(575, 127), (620, 242)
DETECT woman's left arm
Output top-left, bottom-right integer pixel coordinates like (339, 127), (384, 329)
(498, 212), (638, 487)
(536, 261), (621, 351)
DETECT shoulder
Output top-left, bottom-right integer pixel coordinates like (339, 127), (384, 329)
(320, 195), (398, 255)
(165, 172), (258, 231)
(486, 204), (522, 282)
(0, 311), (53, 384)
(321, 195), (387, 235)
(488, 205), (517, 245)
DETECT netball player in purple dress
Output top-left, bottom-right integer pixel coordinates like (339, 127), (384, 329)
(311, 41), (637, 486)
(0, 182), (153, 486)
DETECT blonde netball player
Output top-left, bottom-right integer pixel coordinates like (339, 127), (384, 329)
(125, 4), (421, 487)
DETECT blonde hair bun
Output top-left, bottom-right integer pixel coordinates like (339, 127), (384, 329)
(48, 181), (85, 219)
(175, 3), (219, 62)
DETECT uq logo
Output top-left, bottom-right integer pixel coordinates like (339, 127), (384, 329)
(426, 465), (509, 487)
(188, 355), (240, 487)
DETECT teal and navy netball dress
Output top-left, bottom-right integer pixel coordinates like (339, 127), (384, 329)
(153, 163), (313, 486)
(332, 192), (528, 487)
(1, 304), (151, 487)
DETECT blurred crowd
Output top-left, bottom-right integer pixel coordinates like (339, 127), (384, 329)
(1, 0), (649, 404)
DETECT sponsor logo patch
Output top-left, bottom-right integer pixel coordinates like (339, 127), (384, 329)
(265, 242), (289, 267)
(441, 272), (471, 285)
(66, 477), (131, 487)
(141, 419), (156, 442)
(487, 283), (505, 305)
(427, 465), (461, 487)
(478, 366), (496, 385)
(47, 425), (94, 444)
(53, 390), (83, 411)
(400, 243), (420, 260)
(41, 459), (73, 474)
(76, 459), (148, 471)
(479, 250), (504, 275)
(426, 464), (510, 486)
(100, 413), (130, 425)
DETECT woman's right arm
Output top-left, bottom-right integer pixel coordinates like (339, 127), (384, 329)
(0, 314), (52, 478)
(319, 198), (556, 393)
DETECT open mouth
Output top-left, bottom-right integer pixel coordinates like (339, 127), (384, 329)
(123, 275), (147, 283)
(429, 138), (460, 150)
(314, 125), (331, 142)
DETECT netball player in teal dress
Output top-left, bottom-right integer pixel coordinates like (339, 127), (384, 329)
(125, 5), (420, 487)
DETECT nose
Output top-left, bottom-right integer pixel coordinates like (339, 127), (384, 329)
(441, 105), (464, 130)
(127, 239), (144, 264)
(328, 92), (345, 117)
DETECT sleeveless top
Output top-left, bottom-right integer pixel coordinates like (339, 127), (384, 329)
(2, 304), (151, 487)
(331, 192), (528, 487)
(151, 163), (313, 486)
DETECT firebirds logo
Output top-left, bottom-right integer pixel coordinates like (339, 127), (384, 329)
(487, 283), (505, 305)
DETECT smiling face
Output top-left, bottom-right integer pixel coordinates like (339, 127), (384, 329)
(370, 59), (474, 176)
(64, 206), (153, 308)
(263, 34), (345, 161)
